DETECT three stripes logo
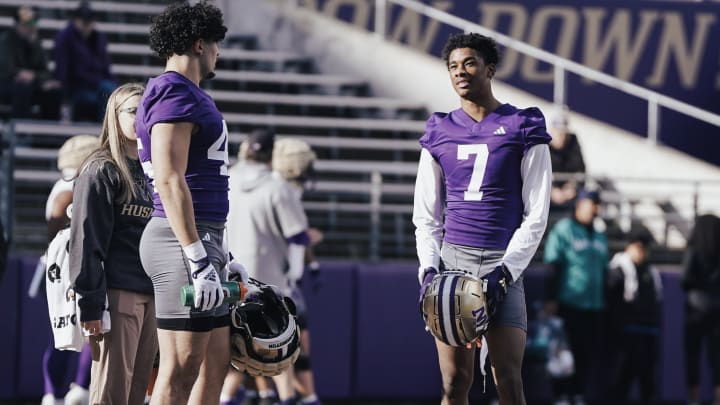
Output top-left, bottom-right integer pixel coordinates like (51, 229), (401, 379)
(493, 126), (506, 135)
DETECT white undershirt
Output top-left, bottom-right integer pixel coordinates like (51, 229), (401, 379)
(413, 144), (552, 282)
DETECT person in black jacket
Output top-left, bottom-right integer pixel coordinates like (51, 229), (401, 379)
(0, 6), (61, 119)
(548, 105), (586, 212)
(69, 83), (157, 404)
(607, 232), (662, 404)
(682, 214), (720, 405)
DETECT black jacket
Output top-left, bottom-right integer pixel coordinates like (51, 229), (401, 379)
(69, 158), (154, 322)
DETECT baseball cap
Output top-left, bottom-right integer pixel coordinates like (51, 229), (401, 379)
(576, 189), (600, 204)
(246, 129), (275, 155)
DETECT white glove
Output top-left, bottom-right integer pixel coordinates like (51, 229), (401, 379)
(227, 257), (249, 284)
(184, 241), (223, 311)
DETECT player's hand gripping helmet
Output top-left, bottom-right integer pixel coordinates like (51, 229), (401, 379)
(230, 281), (301, 376)
(421, 271), (490, 347)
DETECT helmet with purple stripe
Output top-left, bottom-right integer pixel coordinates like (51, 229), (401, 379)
(421, 271), (489, 347)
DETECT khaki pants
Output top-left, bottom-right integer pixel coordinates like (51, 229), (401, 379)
(89, 289), (158, 405)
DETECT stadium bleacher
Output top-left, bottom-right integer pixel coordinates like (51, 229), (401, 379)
(0, 0), (433, 259)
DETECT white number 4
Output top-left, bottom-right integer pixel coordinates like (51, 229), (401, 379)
(457, 144), (489, 201)
(207, 120), (229, 175)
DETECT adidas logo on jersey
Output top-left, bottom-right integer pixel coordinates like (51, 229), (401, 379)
(202, 233), (212, 242)
(493, 126), (506, 135)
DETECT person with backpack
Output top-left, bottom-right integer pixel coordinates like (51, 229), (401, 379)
(41, 134), (99, 405)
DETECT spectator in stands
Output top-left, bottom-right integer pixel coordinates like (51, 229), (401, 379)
(682, 214), (720, 405)
(543, 189), (608, 405)
(225, 131), (317, 405)
(413, 33), (552, 404)
(0, 6), (62, 120)
(41, 134), (98, 405)
(69, 83), (157, 404)
(607, 232), (662, 405)
(548, 105), (585, 212)
(54, 1), (116, 122)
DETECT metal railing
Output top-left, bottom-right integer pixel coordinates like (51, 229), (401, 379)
(373, 0), (720, 145)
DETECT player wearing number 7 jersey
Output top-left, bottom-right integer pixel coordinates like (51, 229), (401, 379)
(413, 33), (552, 405)
(135, 2), (236, 405)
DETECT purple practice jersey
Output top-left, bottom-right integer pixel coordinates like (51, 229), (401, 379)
(419, 104), (551, 250)
(136, 71), (229, 222)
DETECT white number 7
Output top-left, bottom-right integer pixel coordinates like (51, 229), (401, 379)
(457, 144), (489, 201)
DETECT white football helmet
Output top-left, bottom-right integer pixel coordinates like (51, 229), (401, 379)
(272, 138), (316, 185)
(230, 281), (301, 376)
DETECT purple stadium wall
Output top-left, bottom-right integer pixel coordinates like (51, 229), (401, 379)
(0, 256), (715, 402)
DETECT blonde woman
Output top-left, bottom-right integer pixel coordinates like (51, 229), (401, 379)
(69, 82), (157, 405)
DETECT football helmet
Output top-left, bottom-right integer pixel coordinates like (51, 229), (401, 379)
(421, 271), (490, 347)
(230, 281), (301, 376)
(57, 134), (99, 171)
(272, 138), (316, 184)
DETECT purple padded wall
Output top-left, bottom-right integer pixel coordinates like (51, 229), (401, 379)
(353, 262), (442, 398)
(0, 256), (20, 399)
(2, 256), (716, 402)
(17, 256), (53, 398)
(300, 261), (355, 398)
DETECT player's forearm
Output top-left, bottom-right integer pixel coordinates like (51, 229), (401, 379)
(413, 148), (444, 272)
(502, 145), (552, 280)
(156, 172), (200, 247)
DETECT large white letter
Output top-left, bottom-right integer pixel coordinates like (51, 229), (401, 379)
(646, 12), (716, 89)
(323, 0), (371, 28)
(478, 2), (528, 79)
(582, 8), (658, 84)
(390, 1), (453, 52)
(521, 6), (578, 82)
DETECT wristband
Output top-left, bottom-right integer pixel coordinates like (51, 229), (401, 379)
(183, 240), (207, 262)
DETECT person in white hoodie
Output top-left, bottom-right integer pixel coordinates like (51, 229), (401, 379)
(224, 130), (315, 405)
(606, 231), (662, 405)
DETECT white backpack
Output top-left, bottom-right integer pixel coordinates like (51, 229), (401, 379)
(45, 226), (84, 351)
(44, 207), (111, 351)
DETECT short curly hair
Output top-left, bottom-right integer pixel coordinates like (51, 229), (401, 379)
(441, 33), (500, 68)
(149, 1), (227, 59)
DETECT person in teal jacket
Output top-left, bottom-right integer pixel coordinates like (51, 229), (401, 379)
(543, 189), (608, 405)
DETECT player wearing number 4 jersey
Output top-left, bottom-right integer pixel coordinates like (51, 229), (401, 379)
(135, 3), (245, 405)
(413, 33), (552, 405)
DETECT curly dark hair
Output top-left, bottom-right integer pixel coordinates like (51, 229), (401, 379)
(149, 1), (227, 59)
(441, 33), (500, 68)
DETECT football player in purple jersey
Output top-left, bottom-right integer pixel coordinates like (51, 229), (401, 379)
(413, 33), (552, 404)
(135, 3), (239, 405)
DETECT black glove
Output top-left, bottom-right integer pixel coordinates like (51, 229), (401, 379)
(482, 264), (512, 315)
(418, 267), (437, 309)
